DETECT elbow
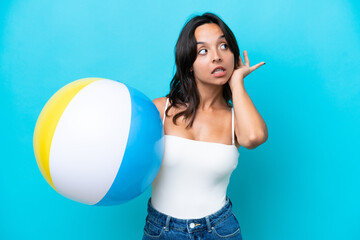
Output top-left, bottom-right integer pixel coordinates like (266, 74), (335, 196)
(236, 126), (268, 149)
(247, 131), (268, 149)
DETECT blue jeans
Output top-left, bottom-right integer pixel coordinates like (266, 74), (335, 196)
(142, 197), (242, 239)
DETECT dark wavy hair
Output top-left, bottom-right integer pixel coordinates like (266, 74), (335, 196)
(166, 12), (240, 128)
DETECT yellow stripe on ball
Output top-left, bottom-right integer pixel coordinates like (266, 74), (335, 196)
(33, 78), (102, 190)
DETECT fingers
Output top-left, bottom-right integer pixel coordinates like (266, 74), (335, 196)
(238, 55), (244, 67)
(239, 50), (266, 72)
(243, 50), (250, 67)
(250, 62), (266, 72)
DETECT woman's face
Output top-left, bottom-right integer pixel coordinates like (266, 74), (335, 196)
(192, 23), (235, 86)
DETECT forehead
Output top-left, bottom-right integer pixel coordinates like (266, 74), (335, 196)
(194, 23), (224, 42)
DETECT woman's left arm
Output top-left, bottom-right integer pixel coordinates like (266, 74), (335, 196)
(228, 50), (268, 149)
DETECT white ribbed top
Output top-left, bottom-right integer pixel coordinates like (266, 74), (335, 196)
(151, 98), (239, 219)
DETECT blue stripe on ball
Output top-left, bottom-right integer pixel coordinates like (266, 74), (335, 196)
(96, 84), (164, 205)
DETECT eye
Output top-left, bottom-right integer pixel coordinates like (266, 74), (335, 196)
(220, 43), (228, 50)
(198, 49), (207, 55)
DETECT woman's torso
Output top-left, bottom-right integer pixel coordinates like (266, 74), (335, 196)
(151, 98), (239, 219)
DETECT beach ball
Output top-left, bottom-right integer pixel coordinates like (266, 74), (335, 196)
(33, 77), (164, 206)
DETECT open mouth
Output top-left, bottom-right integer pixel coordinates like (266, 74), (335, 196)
(211, 66), (226, 74)
(211, 66), (227, 77)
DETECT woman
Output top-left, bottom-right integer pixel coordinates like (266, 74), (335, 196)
(143, 12), (267, 239)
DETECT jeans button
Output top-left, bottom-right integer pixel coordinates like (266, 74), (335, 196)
(189, 223), (195, 228)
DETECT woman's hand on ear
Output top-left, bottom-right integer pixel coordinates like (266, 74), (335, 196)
(228, 50), (265, 89)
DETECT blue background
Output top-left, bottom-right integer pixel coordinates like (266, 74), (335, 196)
(1, 0), (360, 239)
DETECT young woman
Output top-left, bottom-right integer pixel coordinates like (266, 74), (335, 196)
(143, 13), (267, 239)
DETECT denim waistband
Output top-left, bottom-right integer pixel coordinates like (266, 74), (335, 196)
(146, 197), (233, 233)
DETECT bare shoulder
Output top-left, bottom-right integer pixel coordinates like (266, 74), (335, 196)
(152, 97), (168, 119)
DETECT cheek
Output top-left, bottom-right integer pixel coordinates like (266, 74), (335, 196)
(226, 55), (235, 76)
(193, 58), (208, 74)
(227, 53), (235, 69)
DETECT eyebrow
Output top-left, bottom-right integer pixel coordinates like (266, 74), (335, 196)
(196, 35), (225, 45)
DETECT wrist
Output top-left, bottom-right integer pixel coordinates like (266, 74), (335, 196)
(229, 79), (245, 91)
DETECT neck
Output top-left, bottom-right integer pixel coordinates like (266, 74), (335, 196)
(196, 82), (226, 111)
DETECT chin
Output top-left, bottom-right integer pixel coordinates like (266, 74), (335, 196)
(219, 77), (231, 85)
(214, 80), (228, 86)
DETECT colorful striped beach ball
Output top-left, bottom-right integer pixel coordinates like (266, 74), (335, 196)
(33, 78), (164, 206)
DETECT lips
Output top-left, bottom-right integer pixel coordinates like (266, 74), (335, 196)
(211, 66), (226, 74)
(211, 66), (227, 77)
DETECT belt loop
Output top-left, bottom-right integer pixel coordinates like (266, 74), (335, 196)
(164, 216), (171, 231)
(205, 216), (212, 232)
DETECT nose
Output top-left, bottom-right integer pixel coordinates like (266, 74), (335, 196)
(212, 50), (222, 63)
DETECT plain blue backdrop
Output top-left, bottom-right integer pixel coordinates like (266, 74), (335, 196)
(1, 0), (360, 239)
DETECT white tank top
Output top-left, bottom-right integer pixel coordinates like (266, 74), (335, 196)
(151, 98), (239, 219)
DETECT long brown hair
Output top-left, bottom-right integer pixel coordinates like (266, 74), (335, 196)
(166, 12), (240, 128)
